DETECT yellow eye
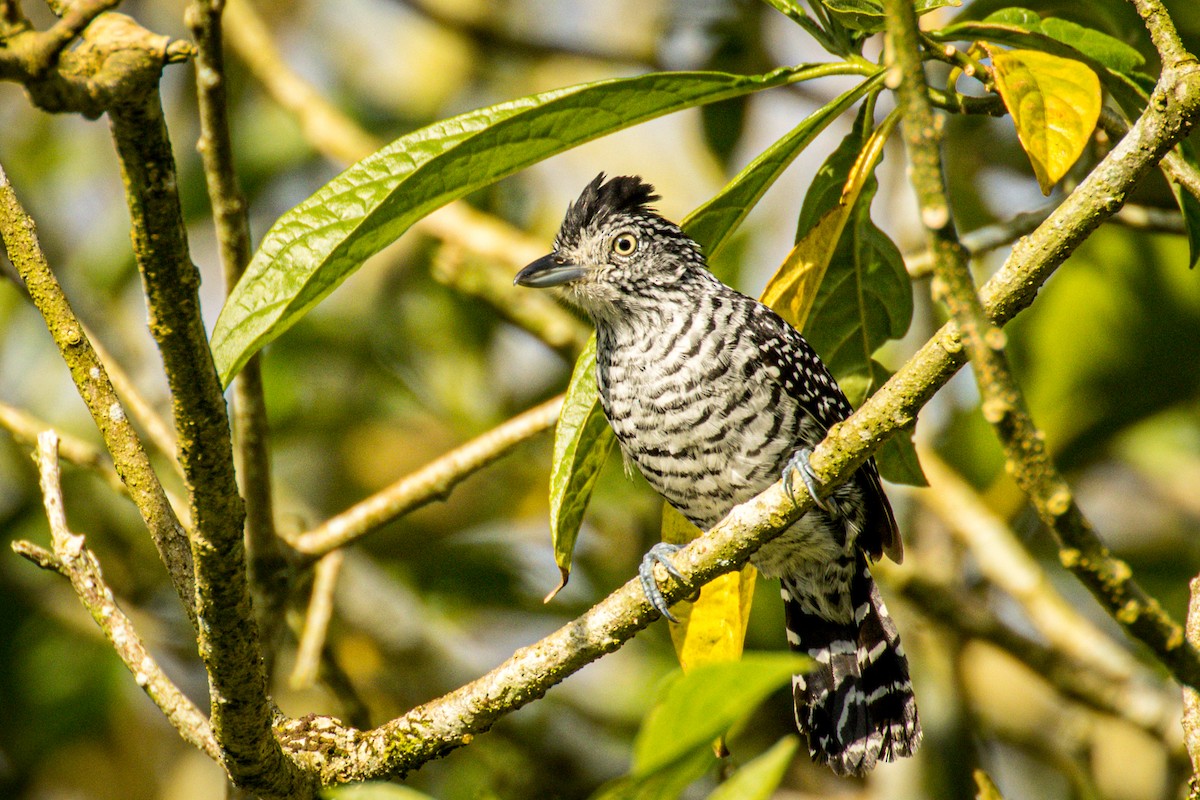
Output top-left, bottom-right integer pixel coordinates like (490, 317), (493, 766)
(612, 233), (638, 256)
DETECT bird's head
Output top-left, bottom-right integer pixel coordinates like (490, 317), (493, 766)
(514, 174), (704, 321)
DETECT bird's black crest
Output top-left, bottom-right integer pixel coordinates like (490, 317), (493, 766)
(560, 174), (661, 240)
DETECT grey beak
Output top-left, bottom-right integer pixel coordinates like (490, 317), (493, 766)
(514, 254), (587, 288)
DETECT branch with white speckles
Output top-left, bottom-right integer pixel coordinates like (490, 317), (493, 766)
(12, 431), (219, 761)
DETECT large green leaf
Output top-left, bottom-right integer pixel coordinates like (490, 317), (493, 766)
(682, 72), (884, 263)
(212, 64), (862, 384)
(788, 104), (924, 484)
(545, 334), (616, 601)
(632, 654), (808, 776)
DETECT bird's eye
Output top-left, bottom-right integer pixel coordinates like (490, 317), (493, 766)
(612, 233), (638, 256)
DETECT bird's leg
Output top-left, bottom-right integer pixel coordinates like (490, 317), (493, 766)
(783, 447), (833, 513)
(638, 541), (685, 622)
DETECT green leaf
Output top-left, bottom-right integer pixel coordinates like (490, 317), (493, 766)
(590, 747), (714, 800)
(820, 0), (960, 34)
(975, 9), (1145, 74)
(633, 654), (808, 776)
(706, 736), (800, 800)
(211, 64), (855, 385)
(545, 334), (616, 601)
(986, 47), (1101, 194)
(682, 72), (884, 263)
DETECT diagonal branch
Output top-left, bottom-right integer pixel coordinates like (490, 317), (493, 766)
(292, 394), (564, 559)
(0, 160), (197, 625)
(884, 0), (1200, 688)
(15, 431), (219, 761)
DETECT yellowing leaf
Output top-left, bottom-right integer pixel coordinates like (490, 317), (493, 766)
(662, 505), (757, 671)
(760, 108), (900, 330)
(988, 47), (1101, 195)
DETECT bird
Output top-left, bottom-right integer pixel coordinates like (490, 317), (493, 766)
(514, 173), (920, 776)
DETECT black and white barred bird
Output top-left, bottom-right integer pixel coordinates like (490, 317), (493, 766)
(515, 174), (920, 776)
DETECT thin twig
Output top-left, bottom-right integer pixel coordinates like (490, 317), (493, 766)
(26, 0), (122, 77)
(290, 550), (343, 690)
(17, 431), (220, 761)
(293, 394), (564, 558)
(0, 160), (196, 625)
(1185, 577), (1200, 780)
(187, 0), (287, 652)
(885, 0), (1200, 689)
(905, 206), (1054, 278)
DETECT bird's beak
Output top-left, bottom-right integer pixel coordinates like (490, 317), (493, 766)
(514, 254), (587, 288)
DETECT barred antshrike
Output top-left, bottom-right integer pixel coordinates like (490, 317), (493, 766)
(515, 174), (920, 776)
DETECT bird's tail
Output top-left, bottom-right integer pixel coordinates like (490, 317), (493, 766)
(782, 554), (921, 776)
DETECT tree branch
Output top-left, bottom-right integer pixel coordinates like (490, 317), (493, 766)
(884, 0), (1200, 689)
(0, 160), (196, 625)
(17, 431), (219, 761)
(106, 76), (307, 795)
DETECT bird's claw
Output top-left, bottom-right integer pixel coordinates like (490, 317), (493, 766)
(783, 447), (833, 513)
(638, 541), (684, 622)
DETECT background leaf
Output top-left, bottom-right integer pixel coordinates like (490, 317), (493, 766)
(212, 65), (845, 384)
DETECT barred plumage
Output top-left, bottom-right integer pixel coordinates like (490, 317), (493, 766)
(516, 174), (920, 776)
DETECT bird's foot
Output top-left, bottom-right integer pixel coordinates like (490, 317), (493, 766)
(782, 447), (833, 513)
(638, 542), (685, 622)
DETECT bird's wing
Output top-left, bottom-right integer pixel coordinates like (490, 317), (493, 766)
(747, 301), (902, 563)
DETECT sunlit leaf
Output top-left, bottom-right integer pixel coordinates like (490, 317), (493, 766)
(986, 47), (1101, 194)
(212, 65), (845, 384)
(632, 654), (808, 776)
(706, 736), (800, 800)
(545, 335), (616, 600)
(662, 505), (757, 671)
(683, 73), (884, 263)
(760, 107), (899, 331)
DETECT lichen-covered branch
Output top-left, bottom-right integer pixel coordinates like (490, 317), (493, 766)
(106, 76), (307, 795)
(15, 431), (219, 761)
(292, 394), (564, 559)
(883, 0), (1200, 688)
(0, 161), (196, 625)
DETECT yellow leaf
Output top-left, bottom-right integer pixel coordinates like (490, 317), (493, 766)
(661, 504), (757, 671)
(760, 109), (900, 330)
(988, 47), (1101, 195)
